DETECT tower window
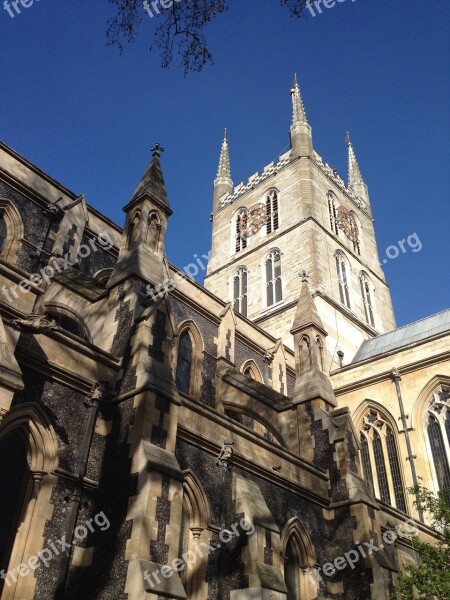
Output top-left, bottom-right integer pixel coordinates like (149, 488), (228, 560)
(327, 192), (339, 236)
(360, 272), (375, 327)
(235, 209), (248, 253)
(233, 267), (248, 317)
(266, 190), (279, 234)
(335, 252), (351, 309)
(0, 214), (6, 253)
(427, 389), (450, 491)
(176, 331), (193, 395)
(265, 249), (282, 307)
(360, 409), (407, 511)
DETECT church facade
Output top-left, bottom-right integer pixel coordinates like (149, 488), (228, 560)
(0, 77), (448, 600)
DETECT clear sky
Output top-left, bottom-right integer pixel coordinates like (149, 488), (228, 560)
(1, 0), (449, 327)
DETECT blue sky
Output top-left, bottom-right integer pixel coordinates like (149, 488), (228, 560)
(1, 0), (449, 326)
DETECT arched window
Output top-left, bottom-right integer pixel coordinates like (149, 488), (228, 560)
(0, 432), (30, 593)
(315, 336), (324, 372)
(281, 518), (317, 600)
(233, 267), (248, 317)
(242, 361), (261, 382)
(426, 388), (450, 491)
(235, 209), (248, 253)
(335, 252), (351, 309)
(179, 471), (210, 599)
(350, 211), (361, 255)
(360, 271), (375, 327)
(176, 331), (193, 394)
(127, 210), (141, 249)
(147, 212), (161, 252)
(285, 538), (300, 600)
(360, 408), (407, 511)
(327, 192), (339, 236)
(266, 189), (279, 234)
(46, 311), (89, 341)
(265, 249), (282, 307)
(0, 214), (7, 253)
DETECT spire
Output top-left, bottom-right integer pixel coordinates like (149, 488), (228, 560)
(128, 143), (171, 215)
(346, 133), (370, 207)
(346, 132), (364, 186)
(289, 74), (312, 158)
(290, 274), (336, 408)
(216, 129), (231, 180)
(213, 129), (233, 212)
(290, 274), (326, 337)
(290, 73), (307, 124)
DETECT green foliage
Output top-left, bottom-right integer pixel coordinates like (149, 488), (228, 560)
(392, 485), (450, 600)
(106, 1), (308, 73)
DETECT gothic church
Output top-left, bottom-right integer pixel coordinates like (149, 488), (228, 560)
(0, 76), (449, 600)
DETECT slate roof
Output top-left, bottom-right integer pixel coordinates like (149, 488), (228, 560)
(352, 309), (450, 363)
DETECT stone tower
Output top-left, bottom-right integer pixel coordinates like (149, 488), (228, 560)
(204, 76), (396, 369)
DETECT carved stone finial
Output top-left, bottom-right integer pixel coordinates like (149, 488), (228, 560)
(216, 441), (234, 471)
(300, 270), (309, 283)
(151, 143), (165, 158)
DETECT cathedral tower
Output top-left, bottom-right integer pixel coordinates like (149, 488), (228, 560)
(204, 76), (396, 369)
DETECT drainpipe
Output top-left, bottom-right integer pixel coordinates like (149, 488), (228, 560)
(54, 383), (106, 599)
(391, 368), (424, 523)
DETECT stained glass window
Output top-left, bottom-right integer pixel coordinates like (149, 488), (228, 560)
(386, 429), (407, 512)
(373, 431), (391, 504)
(176, 332), (193, 395)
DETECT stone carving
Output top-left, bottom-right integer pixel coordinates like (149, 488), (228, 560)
(216, 441), (234, 471)
(11, 314), (59, 334)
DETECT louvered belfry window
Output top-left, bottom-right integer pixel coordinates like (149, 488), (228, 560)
(233, 267), (248, 317)
(266, 190), (279, 234)
(266, 250), (282, 307)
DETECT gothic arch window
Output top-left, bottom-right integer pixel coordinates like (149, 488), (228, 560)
(175, 324), (204, 399)
(327, 192), (339, 236)
(426, 388), (450, 491)
(266, 189), (279, 234)
(233, 267), (248, 317)
(281, 518), (317, 600)
(45, 308), (90, 342)
(265, 249), (282, 307)
(235, 209), (247, 253)
(126, 209), (141, 249)
(335, 251), (351, 309)
(147, 211), (161, 252)
(315, 336), (324, 371)
(350, 210), (361, 255)
(176, 331), (193, 395)
(0, 432), (30, 594)
(360, 408), (407, 512)
(0, 199), (24, 261)
(360, 271), (375, 327)
(0, 213), (7, 253)
(0, 404), (58, 598)
(180, 471), (211, 599)
(241, 360), (262, 382)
